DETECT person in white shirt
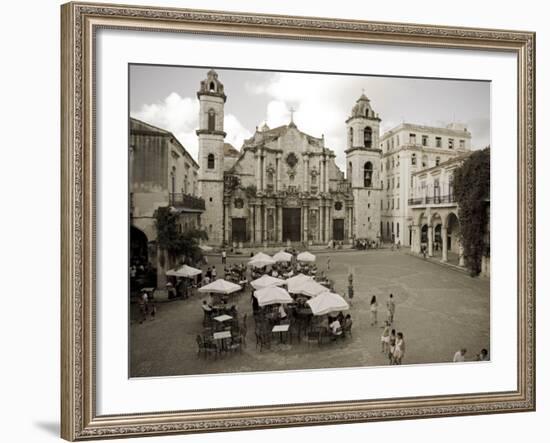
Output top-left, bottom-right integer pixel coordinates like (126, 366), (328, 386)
(329, 319), (342, 336)
(278, 304), (287, 319)
(453, 348), (467, 362)
(211, 266), (217, 280)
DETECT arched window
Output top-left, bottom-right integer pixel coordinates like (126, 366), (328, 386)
(170, 171), (176, 194)
(208, 109), (216, 132)
(348, 161), (353, 180)
(364, 126), (373, 148)
(411, 153), (417, 165)
(209, 81), (216, 92)
(364, 161), (373, 187)
(348, 127), (354, 146)
(207, 153), (215, 169)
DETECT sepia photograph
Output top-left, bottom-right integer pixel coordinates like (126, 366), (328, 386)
(128, 65), (491, 378)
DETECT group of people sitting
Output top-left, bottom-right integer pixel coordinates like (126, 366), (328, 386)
(328, 312), (353, 338)
(224, 263), (247, 283)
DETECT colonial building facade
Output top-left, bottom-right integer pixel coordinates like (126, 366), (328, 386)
(195, 69), (474, 249)
(130, 118), (205, 281)
(378, 123), (471, 246)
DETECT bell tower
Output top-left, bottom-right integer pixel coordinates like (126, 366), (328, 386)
(345, 92), (382, 241)
(197, 69), (226, 244)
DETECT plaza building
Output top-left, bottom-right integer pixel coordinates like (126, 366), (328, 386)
(129, 118), (205, 281)
(197, 69), (357, 247)
(196, 69), (477, 249)
(408, 153), (490, 276)
(378, 123), (472, 246)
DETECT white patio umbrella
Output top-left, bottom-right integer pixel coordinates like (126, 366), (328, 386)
(297, 251), (316, 262)
(285, 273), (313, 293)
(254, 286), (293, 307)
(166, 264), (202, 278)
(248, 255), (276, 268)
(199, 244), (213, 252)
(250, 252), (272, 261)
(294, 279), (329, 297)
(306, 291), (349, 316)
(250, 274), (286, 290)
(198, 279), (241, 294)
(272, 250), (292, 263)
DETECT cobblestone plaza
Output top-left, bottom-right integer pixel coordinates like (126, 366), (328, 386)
(130, 249), (489, 377)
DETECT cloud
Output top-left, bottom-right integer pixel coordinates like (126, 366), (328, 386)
(247, 73), (491, 167)
(250, 73), (360, 168)
(131, 92), (251, 160)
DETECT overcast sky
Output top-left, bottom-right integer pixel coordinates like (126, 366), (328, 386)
(130, 65), (490, 169)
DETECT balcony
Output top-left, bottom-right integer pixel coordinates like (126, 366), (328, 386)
(408, 194), (456, 206)
(169, 193), (206, 211)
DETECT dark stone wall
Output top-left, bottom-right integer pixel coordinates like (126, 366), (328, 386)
(131, 132), (168, 192)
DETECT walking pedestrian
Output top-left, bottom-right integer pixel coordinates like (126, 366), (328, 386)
(476, 348), (490, 361)
(453, 348), (467, 362)
(388, 329), (397, 364)
(370, 295), (378, 326)
(327, 257), (331, 270)
(387, 293), (396, 324)
(380, 321), (390, 354)
(221, 250), (227, 264)
(393, 332), (405, 365)
(211, 266), (217, 280)
(138, 290), (148, 324)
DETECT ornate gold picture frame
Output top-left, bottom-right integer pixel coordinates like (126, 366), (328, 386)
(61, 1), (535, 440)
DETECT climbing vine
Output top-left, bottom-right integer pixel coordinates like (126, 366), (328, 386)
(453, 147), (490, 275)
(155, 206), (208, 267)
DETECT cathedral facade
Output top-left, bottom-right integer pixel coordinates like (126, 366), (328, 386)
(196, 69), (468, 247)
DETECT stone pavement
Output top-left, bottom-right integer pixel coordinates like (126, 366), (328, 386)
(130, 249), (489, 377)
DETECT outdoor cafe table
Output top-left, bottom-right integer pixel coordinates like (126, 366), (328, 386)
(213, 330), (232, 351)
(214, 314), (233, 322)
(272, 324), (290, 344)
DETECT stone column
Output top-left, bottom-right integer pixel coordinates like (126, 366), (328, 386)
(277, 204), (283, 243)
(428, 225), (434, 257)
(319, 159), (324, 194)
(323, 159), (328, 193)
(349, 206), (355, 242)
(255, 152), (261, 191)
(275, 155), (281, 192)
(319, 204), (324, 243)
(458, 243), (465, 267)
(303, 205), (309, 244)
(255, 203), (262, 245)
(441, 226), (448, 262)
(325, 202), (330, 242)
(260, 152), (266, 192)
(411, 225), (418, 253)
(223, 199), (230, 245)
(263, 205), (268, 244)
(329, 205), (333, 243)
(303, 154), (309, 192)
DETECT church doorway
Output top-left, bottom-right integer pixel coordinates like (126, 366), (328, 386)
(231, 218), (247, 244)
(333, 219), (344, 241)
(283, 208), (301, 242)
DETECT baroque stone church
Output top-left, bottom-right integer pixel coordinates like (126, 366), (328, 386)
(197, 69), (383, 247)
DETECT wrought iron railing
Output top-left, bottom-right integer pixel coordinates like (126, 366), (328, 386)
(408, 194), (455, 206)
(169, 193), (206, 210)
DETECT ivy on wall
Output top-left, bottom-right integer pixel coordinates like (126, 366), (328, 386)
(155, 206), (208, 267)
(453, 147), (490, 276)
